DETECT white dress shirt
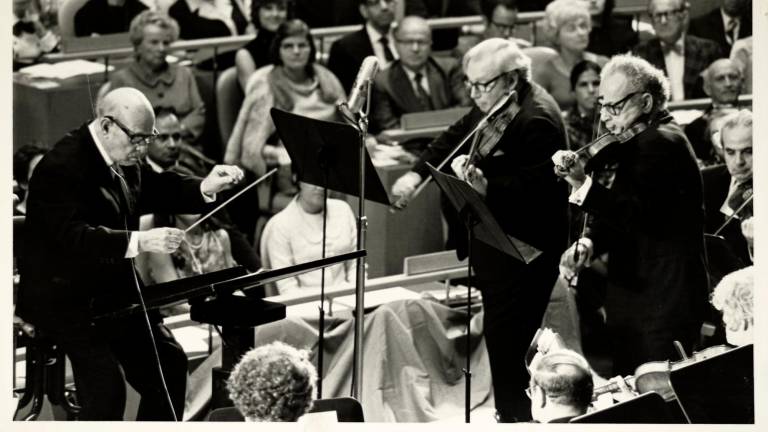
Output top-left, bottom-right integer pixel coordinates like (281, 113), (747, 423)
(365, 22), (398, 66)
(662, 35), (686, 101)
(402, 65), (430, 96)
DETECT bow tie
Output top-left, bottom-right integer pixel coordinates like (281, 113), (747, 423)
(661, 40), (684, 56)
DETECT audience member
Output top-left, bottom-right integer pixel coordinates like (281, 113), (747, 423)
(689, 0), (752, 57)
(107, 11), (207, 143)
(226, 19), (345, 242)
(453, 0), (527, 60)
(235, 0), (292, 89)
(227, 341), (317, 421)
(405, 0), (480, 51)
(586, 0), (638, 57)
(528, 348), (593, 423)
(632, 0), (722, 101)
(730, 36), (752, 94)
(563, 59), (600, 151)
(701, 109), (752, 266)
(260, 182), (357, 294)
(532, 0), (608, 110)
(684, 59), (742, 166)
(327, 0), (399, 92)
(74, 0), (148, 37)
(142, 109), (260, 272)
(169, 0), (253, 69)
(12, 0), (59, 70)
(711, 266), (752, 347)
(370, 16), (469, 134)
(12, 144), (47, 216)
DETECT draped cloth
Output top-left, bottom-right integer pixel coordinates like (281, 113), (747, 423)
(185, 299), (494, 421)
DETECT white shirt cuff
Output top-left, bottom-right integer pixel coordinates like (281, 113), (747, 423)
(568, 175), (593, 206)
(125, 232), (140, 258)
(201, 184), (216, 202)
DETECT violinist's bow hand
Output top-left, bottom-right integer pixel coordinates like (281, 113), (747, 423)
(552, 150), (586, 188)
(201, 164), (245, 196)
(559, 238), (593, 282)
(451, 155), (488, 196)
(391, 171), (422, 210)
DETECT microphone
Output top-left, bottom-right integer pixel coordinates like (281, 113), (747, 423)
(342, 56), (380, 116)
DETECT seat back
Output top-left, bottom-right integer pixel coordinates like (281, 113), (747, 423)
(216, 67), (245, 147)
(308, 397), (364, 422)
(57, 0), (90, 38)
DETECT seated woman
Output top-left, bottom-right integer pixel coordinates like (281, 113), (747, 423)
(235, 0), (291, 89)
(225, 19), (346, 239)
(227, 341), (316, 421)
(260, 182), (357, 295)
(532, 0), (608, 110)
(563, 59), (601, 152)
(106, 10), (207, 142)
(169, 0), (253, 69)
(711, 266), (753, 347)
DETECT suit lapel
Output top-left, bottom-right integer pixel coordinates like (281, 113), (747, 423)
(426, 61), (449, 109)
(390, 64), (425, 111)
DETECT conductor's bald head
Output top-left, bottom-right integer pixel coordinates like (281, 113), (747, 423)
(94, 88), (156, 165)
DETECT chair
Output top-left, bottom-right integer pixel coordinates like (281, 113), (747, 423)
(57, 0), (90, 38)
(216, 66), (245, 147)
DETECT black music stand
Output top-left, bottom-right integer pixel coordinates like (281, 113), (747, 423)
(426, 163), (541, 422)
(270, 108), (389, 399)
(669, 344), (754, 424)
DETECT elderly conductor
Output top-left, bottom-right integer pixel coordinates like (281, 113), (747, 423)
(16, 87), (244, 420)
(392, 38), (569, 422)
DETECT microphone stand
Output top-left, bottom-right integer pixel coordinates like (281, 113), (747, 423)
(338, 78), (373, 402)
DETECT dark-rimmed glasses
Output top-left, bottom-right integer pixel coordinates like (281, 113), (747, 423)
(364, 0), (396, 6)
(105, 115), (157, 147)
(463, 73), (505, 94)
(598, 91), (641, 116)
(649, 7), (686, 22)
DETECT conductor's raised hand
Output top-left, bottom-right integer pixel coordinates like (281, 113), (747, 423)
(559, 238), (594, 281)
(552, 150), (586, 189)
(138, 227), (185, 254)
(201, 165), (245, 196)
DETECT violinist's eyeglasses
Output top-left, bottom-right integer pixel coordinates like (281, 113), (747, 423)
(598, 91), (641, 116)
(105, 115), (157, 148)
(649, 7), (687, 23)
(464, 73), (505, 94)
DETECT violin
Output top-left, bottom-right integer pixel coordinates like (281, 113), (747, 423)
(392, 90), (518, 210)
(592, 344), (734, 402)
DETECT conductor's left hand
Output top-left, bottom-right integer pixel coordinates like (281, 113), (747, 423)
(201, 165), (245, 196)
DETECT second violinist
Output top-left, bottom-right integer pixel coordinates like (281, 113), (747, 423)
(392, 38), (569, 422)
(553, 55), (710, 377)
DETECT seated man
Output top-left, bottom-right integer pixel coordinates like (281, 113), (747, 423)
(632, 0), (722, 101)
(688, 0), (752, 57)
(226, 341), (317, 422)
(684, 59), (743, 167)
(528, 348), (594, 423)
(370, 15), (469, 134)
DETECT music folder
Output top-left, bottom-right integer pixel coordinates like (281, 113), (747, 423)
(270, 107), (390, 205)
(426, 163), (541, 264)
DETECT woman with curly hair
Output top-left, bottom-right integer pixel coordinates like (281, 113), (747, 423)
(227, 341), (317, 421)
(711, 266), (753, 347)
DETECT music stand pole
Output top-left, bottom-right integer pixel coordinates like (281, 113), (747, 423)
(350, 78), (373, 401)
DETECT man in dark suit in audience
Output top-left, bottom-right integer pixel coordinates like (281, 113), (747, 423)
(701, 109), (752, 267)
(633, 0), (722, 101)
(688, 0), (752, 57)
(327, 0), (398, 92)
(74, 0), (148, 37)
(684, 58), (742, 166)
(370, 16), (469, 133)
(16, 88), (244, 420)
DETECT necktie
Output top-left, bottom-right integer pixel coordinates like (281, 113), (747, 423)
(662, 40), (683, 56)
(727, 180), (752, 218)
(379, 36), (395, 62)
(726, 19), (737, 46)
(412, 72), (433, 110)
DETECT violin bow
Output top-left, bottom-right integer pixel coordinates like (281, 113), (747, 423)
(713, 193), (753, 236)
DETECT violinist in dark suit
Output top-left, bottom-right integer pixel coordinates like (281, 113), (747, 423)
(701, 109), (753, 267)
(369, 16), (469, 134)
(326, 0), (398, 92)
(392, 38), (569, 422)
(16, 88), (244, 420)
(554, 55), (709, 377)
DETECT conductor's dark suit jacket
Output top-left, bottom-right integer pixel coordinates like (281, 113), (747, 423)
(582, 114), (709, 371)
(413, 80), (570, 260)
(632, 36), (723, 100)
(17, 124), (210, 330)
(326, 29), (375, 93)
(370, 57), (470, 134)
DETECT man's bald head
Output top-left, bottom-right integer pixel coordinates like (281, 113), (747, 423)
(702, 59), (742, 105)
(395, 16), (430, 39)
(98, 87), (156, 134)
(394, 16), (432, 72)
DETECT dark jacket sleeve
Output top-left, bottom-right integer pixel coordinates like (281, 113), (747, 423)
(370, 74), (399, 133)
(137, 166), (210, 216)
(327, 39), (356, 93)
(411, 107), (484, 179)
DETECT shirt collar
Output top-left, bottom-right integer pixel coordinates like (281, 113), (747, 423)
(721, 8), (740, 28)
(145, 156), (165, 173)
(660, 34), (685, 54)
(401, 64), (427, 82)
(88, 120), (115, 167)
(365, 22), (392, 43)
(128, 61), (175, 87)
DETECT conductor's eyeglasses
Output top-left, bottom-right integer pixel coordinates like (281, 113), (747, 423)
(105, 115), (157, 147)
(464, 73), (505, 94)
